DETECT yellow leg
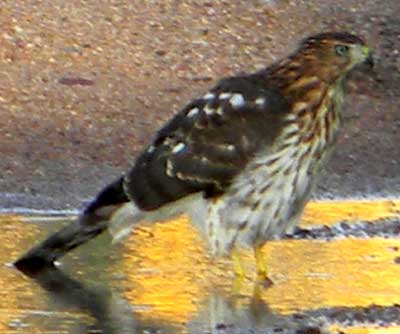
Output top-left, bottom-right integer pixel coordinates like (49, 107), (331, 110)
(254, 245), (273, 286)
(231, 249), (245, 293)
(254, 245), (268, 279)
(231, 249), (245, 278)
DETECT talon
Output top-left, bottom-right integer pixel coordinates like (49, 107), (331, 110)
(256, 268), (268, 279)
(257, 275), (274, 288)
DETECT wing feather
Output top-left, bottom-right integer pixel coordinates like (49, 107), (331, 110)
(124, 74), (289, 210)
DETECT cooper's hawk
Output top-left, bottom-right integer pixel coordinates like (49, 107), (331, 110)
(15, 32), (373, 281)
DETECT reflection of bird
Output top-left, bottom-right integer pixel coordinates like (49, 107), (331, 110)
(15, 32), (373, 281)
(190, 289), (329, 334)
(26, 267), (138, 334)
(24, 267), (326, 334)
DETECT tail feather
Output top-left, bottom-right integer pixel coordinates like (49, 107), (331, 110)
(14, 216), (107, 272)
(14, 177), (130, 273)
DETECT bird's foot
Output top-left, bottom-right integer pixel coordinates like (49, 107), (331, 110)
(254, 246), (273, 287)
(230, 250), (247, 294)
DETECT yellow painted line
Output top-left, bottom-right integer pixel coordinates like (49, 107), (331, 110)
(0, 218), (42, 333)
(2, 199), (400, 328)
(302, 199), (400, 226)
(262, 238), (400, 314)
(120, 218), (400, 322)
(330, 326), (400, 334)
(0, 218), (96, 333)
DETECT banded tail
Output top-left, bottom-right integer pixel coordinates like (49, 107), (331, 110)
(14, 177), (132, 272)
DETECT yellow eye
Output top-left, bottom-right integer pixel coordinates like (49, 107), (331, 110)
(335, 44), (350, 56)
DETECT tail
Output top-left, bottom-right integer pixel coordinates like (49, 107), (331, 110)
(14, 177), (131, 272)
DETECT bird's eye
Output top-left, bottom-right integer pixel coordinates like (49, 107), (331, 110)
(335, 44), (350, 56)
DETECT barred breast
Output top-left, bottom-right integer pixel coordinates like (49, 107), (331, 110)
(204, 84), (343, 256)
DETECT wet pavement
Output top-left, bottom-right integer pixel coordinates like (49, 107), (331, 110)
(2, 199), (400, 334)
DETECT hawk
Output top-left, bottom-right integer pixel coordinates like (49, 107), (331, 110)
(15, 32), (373, 281)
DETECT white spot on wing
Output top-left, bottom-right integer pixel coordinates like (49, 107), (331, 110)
(204, 104), (215, 115)
(216, 106), (224, 116)
(166, 159), (174, 177)
(286, 114), (297, 121)
(203, 92), (215, 100)
(147, 145), (155, 153)
(172, 142), (186, 154)
(255, 97), (266, 106)
(187, 107), (199, 117)
(219, 92), (232, 99)
(229, 93), (245, 108)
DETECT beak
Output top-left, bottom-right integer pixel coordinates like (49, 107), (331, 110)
(362, 46), (374, 68)
(364, 53), (374, 68)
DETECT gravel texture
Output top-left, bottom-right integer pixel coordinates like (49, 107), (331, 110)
(0, 0), (399, 210)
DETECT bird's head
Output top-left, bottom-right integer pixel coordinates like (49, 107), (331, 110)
(295, 32), (373, 82)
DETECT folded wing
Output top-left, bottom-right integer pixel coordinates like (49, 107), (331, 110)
(124, 75), (289, 211)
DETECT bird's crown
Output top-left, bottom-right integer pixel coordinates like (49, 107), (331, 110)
(301, 32), (366, 47)
(293, 31), (373, 76)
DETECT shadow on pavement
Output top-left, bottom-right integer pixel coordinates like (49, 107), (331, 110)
(20, 266), (139, 334)
(20, 265), (329, 334)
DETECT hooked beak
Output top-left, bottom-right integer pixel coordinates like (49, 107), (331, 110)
(362, 46), (374, 68)
(364, 53), (374, 68)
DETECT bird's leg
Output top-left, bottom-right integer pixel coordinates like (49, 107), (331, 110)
(231, 249), (245, 278)
(254, 246), (267, 278)
(231, 249), (245, 293)
(254, 246), (273, 287)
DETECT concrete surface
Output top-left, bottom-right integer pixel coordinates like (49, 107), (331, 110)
(0, 0), (399, 211)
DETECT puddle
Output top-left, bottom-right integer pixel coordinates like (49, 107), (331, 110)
(1, 199), (400, 333)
